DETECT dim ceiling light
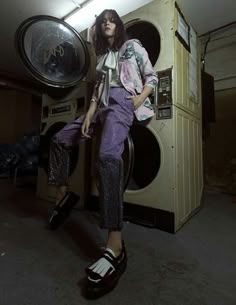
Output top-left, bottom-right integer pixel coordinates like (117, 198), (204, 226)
(64, 0), (153, 32)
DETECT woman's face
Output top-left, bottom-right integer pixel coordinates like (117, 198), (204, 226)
(101, 13), (116, 39)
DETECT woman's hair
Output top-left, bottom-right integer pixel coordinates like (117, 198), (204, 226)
(92, 9), (127, 55)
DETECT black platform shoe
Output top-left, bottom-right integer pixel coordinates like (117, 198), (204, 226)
(84, 241), (127, 299)
(48, 191), (79, 230)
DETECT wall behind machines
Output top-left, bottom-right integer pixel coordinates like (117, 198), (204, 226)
(201, 24), (236, 194)
(203, 25), (236, 91)
(0, 89), (41, 143)
(203, 88), (236, 194)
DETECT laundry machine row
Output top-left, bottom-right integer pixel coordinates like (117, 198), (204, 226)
(15, 6), (203, 232)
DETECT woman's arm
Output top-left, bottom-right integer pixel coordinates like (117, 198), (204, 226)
(85, 69), (104, 120)
(85, 99), (97, 119)
(133, 39), (158, 89)
(127, 85), (153, 109)
(81, 73), (99, 138)
(127, 40), (158, 108)
(81, 100), (97, 138)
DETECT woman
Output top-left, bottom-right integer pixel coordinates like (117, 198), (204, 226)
(48, 9), (158, 298)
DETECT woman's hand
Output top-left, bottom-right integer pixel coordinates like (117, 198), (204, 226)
(81, 99), (97, 138)
(81, 115), (92, 138)
(127, 86), (154, 109)
(127, 95), (143, 109)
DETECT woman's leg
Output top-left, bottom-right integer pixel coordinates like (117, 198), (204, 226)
(48, 114), (95, 203)
(86, 88), (133, 295)
(48, 138), (71, 203)
(106, 231), (122, 256)
(98, 89), (134, 255)
(96, 156), (124, 255)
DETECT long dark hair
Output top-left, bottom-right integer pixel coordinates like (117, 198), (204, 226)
(92, 9), (127, 56)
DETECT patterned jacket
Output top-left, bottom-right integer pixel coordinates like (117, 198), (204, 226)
(92, 39), (158, 121)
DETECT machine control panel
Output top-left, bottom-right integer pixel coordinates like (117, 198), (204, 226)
(156, 68), (172, 119)
(51, 104), (72, 115)
(158, 68), (172, 105)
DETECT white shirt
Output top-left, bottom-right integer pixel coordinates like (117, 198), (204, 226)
(96, 50), (121, 106)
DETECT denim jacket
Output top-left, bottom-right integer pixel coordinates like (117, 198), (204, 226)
(92, 39), (158, 121)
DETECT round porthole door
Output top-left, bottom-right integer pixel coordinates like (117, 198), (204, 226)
(125, 20), (161, 67)
(15, 15), (90, 88)
(126, 123), (161, 190)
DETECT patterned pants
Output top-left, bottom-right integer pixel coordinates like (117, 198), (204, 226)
(48, 87), (134, 230)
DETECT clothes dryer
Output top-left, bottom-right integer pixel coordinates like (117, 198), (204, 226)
(123, 0), (202, 119)
(123, 0), (203, 231)
(89, 0), (203, 232)
(37, 81), (93, 204)
(90, 106), (203, 232)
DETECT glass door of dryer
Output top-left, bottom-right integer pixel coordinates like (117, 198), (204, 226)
(15, 15), (91, 88)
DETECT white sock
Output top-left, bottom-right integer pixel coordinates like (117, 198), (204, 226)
(88, 248), (116, 278)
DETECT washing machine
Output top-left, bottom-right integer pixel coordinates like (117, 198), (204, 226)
(89, 0), (203, 232)
(15, 15), (96, 205)
(37, 81), (93, 204)
(15, 15), (96, 87)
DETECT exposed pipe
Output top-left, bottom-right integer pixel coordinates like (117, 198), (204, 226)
(214, 74), (236, 82)
(215, 86), (236, 92)
(199, 21), (236, 38)
(200, 21), (236, 72)
(202, 35), (211, 72)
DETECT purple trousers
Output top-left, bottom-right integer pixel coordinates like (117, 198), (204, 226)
(48, 87), (134, 230)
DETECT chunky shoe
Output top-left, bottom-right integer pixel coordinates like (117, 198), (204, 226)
(48, 191), (79, 230)
(85, 241), (127, 299)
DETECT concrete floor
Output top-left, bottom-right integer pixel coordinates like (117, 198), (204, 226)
(0, 179), (236, 305)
